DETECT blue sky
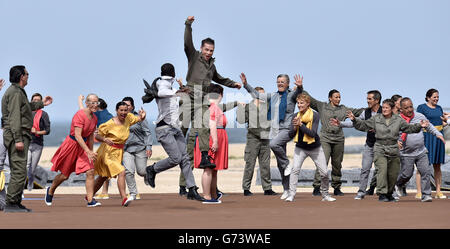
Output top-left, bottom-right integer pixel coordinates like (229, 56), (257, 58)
(1, 0), (449, 123)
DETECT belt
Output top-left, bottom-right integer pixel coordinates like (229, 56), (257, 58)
(376, 139), (397, 146)
(69, 135), (87, 142)
(155, 125), (171, 131)
(423, 125), (443, 132)
(110, 143), (124, 149)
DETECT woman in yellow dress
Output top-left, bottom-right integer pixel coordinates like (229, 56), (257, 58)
(93, 101), (146, 206)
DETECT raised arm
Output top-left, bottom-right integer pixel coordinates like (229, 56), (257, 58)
(78, 95), (85, 109)
(290, 74), (303, 102)
(240, 73), (270, 101)
(184, 16), (196, 61)
(30, 96), (52, 111)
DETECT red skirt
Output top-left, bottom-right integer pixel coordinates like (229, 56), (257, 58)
(194, 129), (228, 170)
(51, 136), (94, 177)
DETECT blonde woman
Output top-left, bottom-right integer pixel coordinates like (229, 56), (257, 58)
(286, 93), (336, 202)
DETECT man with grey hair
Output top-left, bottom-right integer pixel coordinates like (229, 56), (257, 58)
(393, 97), (445, 202)
(240, 73), (303, 199)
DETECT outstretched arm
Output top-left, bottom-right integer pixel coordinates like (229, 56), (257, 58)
(349, 111), (374, 132)
(213, 69), (241, 89)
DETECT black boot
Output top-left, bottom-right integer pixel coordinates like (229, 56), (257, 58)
(244, 190), (253, 196)
(367, 185), (376, 195)
(187, 186), (205, 201)
(179, 186), (188, 196)
(4, 203), (32, 213)
(264, 189), (278, 195)
(387, 193), (399, 202)
(145, 164), (156, 188)
(333, 188), (344, 196)
(312, 186), (321, 196)
(198, 151), (216, 169)
(401, 186), (408, 196)
(378, 194), (389, 202)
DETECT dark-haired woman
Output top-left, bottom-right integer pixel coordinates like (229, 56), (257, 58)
(391, 94), (402, 115)
(93, 101), (146, 206)
(193, 84), (238, 204)
(300, 88), (364, 196)
(417, 89), (447, 199)
(348, 99), (428, 202)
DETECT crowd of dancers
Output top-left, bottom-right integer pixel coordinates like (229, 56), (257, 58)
(0, 16), (448, 213)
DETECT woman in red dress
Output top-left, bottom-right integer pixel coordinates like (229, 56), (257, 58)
(45, 94), (100, 207)
(194, 84), (236, 204)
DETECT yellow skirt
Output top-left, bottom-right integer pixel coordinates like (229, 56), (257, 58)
(94, 143), (125, 178)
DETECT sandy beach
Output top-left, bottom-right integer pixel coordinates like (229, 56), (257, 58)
(26, 136), (449, 196)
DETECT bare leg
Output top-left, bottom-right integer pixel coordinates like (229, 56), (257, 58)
(49, 174), (69, 196)
(117, 171), (127, 200)
(433, 164), (442, 193)
(415, 171), (421, 194)
(93, 176), (108, 195)
(85, 169), (95, 202)
(101, 180), (109, 195)
(202, 168), (212, 200)
(211, 170), (218, 199)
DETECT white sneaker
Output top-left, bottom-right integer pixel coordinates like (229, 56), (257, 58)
(322, 195), (336, 202)
(285, 195), (294, 202)
(284, 164), (293, 176)
(354, 192), (365, 200)
(393, 185), (401, 200)
(280, 190), (289, 200)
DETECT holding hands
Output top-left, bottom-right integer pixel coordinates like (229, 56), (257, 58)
(419, 119), (429, 128)
(441, 112), (450, 125)
(346, 110), (355, 121)
(86, 150), (98, 163)
(329, 118), (340, 127)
